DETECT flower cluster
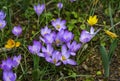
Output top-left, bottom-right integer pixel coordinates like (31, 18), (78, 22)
(80, 15), (101, 43)
(0, 55), (21, 81)
(5, 39), (21, 49)
(0, 10), (6, 30)
(28, 4), (101, 66)
(28, 18), (100, 66)
(28, 18), (82, 66)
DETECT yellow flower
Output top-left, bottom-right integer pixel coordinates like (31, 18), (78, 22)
(104, 30), (118, 38)
(5, 39), (21, 49)
(5, 39), (15, 49)
(87, 15), (98, 26)
(15, 42), (21, 47)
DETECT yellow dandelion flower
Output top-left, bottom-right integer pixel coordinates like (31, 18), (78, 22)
(104, 30), (118, 38)
(5, 39), (15, 49)
(87, 15), (98, 26)
(15, 42), (21, 47)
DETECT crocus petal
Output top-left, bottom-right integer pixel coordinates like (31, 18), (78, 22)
(42, 46), (46, 52)
(67, 59), (77, 65)
(51, 18), (66, 31)
(12, 25), (22, 37)
(37, 53), (45, 57)
(55, 62), (61, 66)
(1, 58), (13, 71)
(94, 28), (101, 35)
(39, 36), (45, 43)
(28, 40), (41, 54)
(80, 30), (92, 43)
(34, 4), (45, 16)
(62, 30), (74, 43)
(90, 27), (95, 34)
(0, 10), (6, 20)
(44, 33), (55, 44)
(62, 60), (68, 65)
(45, 56), (52, 63)
(57, 2), (63, 10)
(12, 55), (21, 67)
(0, 20), (6, 30)
(41, 26), (51, 36)
(70, 52), (76, 56)
(61, 45), (67, 54)
(3, 71), (17, 81)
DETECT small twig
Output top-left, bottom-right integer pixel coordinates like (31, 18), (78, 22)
(57, 74), (92, 81)
(95, 21), (120, 30)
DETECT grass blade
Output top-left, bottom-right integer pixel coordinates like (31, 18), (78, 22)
(108, 39), (118, 62)
(100, 45), (109, 77)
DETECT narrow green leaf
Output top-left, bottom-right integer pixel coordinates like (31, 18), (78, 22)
(32, 69), (41, 81)
(100, 45), (109, 77)
(108, 39), (118, 62)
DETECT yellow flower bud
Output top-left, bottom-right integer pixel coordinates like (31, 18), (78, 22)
(15, 42), (21, 47)
(105, 30), (118, 38)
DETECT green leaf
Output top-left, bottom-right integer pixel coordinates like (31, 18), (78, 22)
(70, 19), (77, 24)
(74, 35), (79, 42)
(71, 73), (77, 78)
(68, 24), (74, 31)
(24, 7), (35, 18)
(80, 24), (86, 30)
(78, 17), (84, 23)
(100, 45), (109, 77)
(71, 11), (78, 18)
(32, 69), (41, 81)
(108, 39), (118, 62)
(33, 55), (40, 69)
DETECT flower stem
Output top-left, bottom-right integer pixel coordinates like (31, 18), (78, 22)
(37, 16), (39, 28)
(1, 29), (4, 42)
(77, 43), (86, 64)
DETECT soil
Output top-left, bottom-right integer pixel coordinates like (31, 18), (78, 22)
(75, 42), (120, 81)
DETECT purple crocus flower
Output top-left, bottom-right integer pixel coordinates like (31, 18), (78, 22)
(54, 29), (64, 46)
(62, 30), (74, 43)
(12, 55), (21, 67)
(0, 10), (6, 20)
(60, 45), (77, 65)
(79, 30), (92, 43)
(45, 51), (61, 66)
(67, 41), (81, 56)
(90, 27), (101, 37)
(28, 40), (42, 55)
(12, 25), (22, 37)
(0, 20), (6, 30)
(41, 26), (51, 36)
(3, 71), (17, 81)
(0, 58), (13, 71)
(42, 44), (54, 57)
(57, 2), (63, 10)
(51, 18), (66, 31)
(40, 32), (56, 44)
(34, 4), (45, 16)
(79, 27), (101, 43)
